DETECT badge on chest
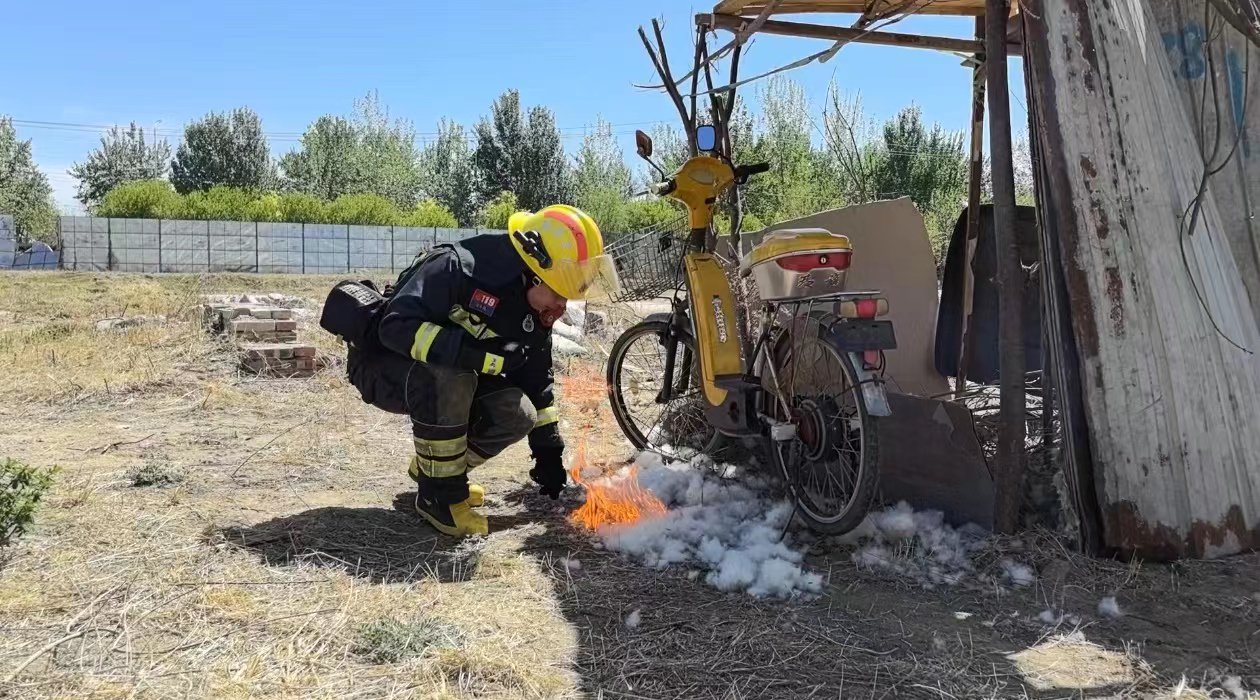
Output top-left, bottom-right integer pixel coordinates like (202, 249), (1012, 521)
(469, 289), (498, 317)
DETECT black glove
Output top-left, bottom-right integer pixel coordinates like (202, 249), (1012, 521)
(529, 447), (566, 500)
(457, 338), (527, 375)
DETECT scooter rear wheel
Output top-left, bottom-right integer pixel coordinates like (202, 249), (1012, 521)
(764, 315), (880, 535)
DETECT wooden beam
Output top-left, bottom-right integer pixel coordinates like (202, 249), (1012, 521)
(714, 0), (763, 13)
(703, 13), (986, 53)
(985, 0), (1026, 534)
(726, 2), (987, 17)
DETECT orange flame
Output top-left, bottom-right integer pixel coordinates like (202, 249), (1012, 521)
(568, 442), (667, 531)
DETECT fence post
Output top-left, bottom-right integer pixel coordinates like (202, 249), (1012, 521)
(346, 225), (351, 274)
(390, 225), (395, 275)
(106, 218), (113, 271)
(254, 221), (260, 273)
(205, 221), (211, 273)
(301, 223), (306, 274)
(157, 219), (163, 273)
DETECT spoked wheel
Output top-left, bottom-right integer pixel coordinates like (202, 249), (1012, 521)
(764, 315), (880, 534)
(606, 320), (722, 461)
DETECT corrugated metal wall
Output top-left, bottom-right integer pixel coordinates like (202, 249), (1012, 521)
(1025, 0), (1260, 559)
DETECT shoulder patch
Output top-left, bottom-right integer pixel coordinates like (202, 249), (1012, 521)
(469, 289), (499, 317)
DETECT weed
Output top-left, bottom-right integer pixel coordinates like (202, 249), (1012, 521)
(1, 458), (59, 547)
(355, 616), (462, 664)
(130, 461), (185, 488)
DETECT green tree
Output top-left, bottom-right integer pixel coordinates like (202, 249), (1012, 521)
(419, 119), (478, 226)
(326, 192), (400, 225)
(280, 116), (361, 201)
(179, 186), (255, 220)
(472, 90), (572, 211)
(641, 123), (689, 183)
(574, 117), (632, 235)
(403, 199), (459, 228)
(0, 118), (58, 244)
(69, 122), (170, 209)
(352, 91), (422, 209)
(822, 88), (884, 203)
(869, 105), (967, 257)
(478, 191), (518, 229)
(95, 180), (183, 219)
(170, 108), (275, 194)
(244, 192), (283, 222)
(277, 192), (329, 223)
(870, 105), (966, 207)
(624, 197), (682, 234)
(741, 77), (836, 224)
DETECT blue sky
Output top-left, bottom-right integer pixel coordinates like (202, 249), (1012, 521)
(3, 0), (1026, 213)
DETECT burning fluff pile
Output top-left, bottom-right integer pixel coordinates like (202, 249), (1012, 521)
(576, 450), (1031, 598)
(586, 451), (823, 598)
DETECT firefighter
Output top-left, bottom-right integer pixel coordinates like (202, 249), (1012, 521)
(347, 205), (617, 537)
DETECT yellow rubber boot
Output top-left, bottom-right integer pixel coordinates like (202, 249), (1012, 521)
(414, 492), (488, 537)
(467, 484), (485, 507)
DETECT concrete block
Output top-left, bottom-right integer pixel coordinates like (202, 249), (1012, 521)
(274, 320), (298, 331)
(250, 308), (273, 319)
(271, 309), (293, 320)
(273, 332), (299, 343)
(292, 345), (317, 357)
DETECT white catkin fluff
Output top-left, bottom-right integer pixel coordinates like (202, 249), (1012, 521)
(593, 452), (822, 599)
(1097, 596), (1123, 619)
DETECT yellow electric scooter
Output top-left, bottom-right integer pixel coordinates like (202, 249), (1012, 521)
(605, 124), (896, 534)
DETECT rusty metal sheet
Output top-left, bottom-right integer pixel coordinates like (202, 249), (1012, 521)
(877, 392), (994, 528)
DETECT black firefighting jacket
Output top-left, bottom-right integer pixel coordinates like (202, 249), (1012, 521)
(376, 233), (563, 453)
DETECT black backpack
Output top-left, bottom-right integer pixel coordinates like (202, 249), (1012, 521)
(319, 279), (387, 349)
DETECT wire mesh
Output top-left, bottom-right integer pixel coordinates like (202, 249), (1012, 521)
(605, 214), (689, 302)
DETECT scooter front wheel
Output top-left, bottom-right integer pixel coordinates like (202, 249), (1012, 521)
(606, 320), (722, 459)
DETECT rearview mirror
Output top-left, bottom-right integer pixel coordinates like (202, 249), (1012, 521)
(696, 124), (717, 153)
(635, 130), (654, 158)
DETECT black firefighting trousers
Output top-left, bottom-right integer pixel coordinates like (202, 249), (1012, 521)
(347, 345), (536, 504)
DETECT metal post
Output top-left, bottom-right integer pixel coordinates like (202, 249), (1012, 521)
(986, 0), (1026, 534)
(254, 221), (260, 273)
(106, 218), (113, 271)
(957, 16), (987, 392)
(157, 219), (163, 273)
(346, 225), (351, 274)
(390, 225), (395, 275)
(205, 221), (211, 273)
(301, 223), (306, 274)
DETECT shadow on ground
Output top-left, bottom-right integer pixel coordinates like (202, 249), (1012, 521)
(214, 493), (480, 584)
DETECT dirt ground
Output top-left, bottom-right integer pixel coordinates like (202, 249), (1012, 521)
(0, 272), (1257, 699)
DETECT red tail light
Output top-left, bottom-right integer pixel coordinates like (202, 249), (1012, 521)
(855, 299), (879, 318)
(775, 251), (852, 272)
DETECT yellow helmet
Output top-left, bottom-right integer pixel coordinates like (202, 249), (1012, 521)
(508, 204), (621, 300)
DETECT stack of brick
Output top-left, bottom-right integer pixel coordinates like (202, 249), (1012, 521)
(239, 343), (320, 376)
(202, 296), (324, 378)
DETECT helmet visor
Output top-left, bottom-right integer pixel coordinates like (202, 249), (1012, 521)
(550, 254), (622, 301)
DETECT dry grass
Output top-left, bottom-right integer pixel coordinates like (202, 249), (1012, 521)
(1, 272), (1258, 699)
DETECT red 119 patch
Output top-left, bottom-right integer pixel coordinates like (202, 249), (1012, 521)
(469, 289), (499, 317)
